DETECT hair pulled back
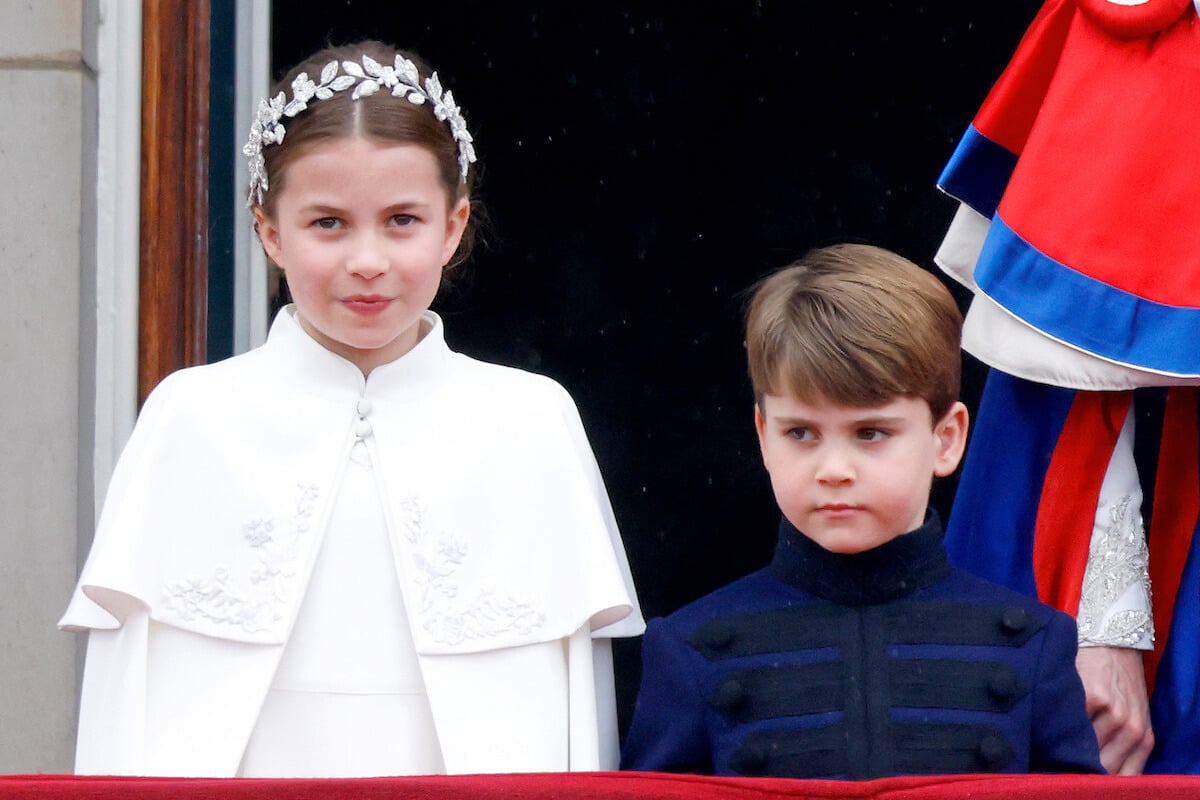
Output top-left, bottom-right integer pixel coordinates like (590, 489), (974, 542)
(254, 40), (478, 270)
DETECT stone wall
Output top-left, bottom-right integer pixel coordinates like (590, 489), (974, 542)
(0, 0), (89, 774)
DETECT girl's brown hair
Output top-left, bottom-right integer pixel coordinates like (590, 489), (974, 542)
(254, 40), (478, 272)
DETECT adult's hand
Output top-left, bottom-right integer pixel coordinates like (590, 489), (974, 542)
(1075, 645), (1155, 775)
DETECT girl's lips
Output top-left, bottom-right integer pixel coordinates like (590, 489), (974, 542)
(342, 296), (392, 315)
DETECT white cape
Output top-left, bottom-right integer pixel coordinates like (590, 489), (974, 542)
(60, 308), (644, 776)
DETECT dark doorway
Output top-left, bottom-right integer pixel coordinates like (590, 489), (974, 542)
(267, 1), (1042, 737)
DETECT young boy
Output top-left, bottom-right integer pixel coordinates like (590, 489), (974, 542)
(620, 244), (1102, 779)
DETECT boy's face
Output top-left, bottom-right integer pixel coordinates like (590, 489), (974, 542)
(755, 393), (968, 554)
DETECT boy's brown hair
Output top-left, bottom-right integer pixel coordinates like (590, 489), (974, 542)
(745, 243), (962, 421)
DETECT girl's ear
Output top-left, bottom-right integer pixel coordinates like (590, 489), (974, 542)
(440, 197), (471, 266)
(253, 208), (284, 267)
(932, 401), (970, 478)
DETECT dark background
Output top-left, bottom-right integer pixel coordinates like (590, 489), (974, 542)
(269, 0), (1043, 737)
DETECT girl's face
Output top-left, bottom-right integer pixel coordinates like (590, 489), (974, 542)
(255, 137), (469, 375)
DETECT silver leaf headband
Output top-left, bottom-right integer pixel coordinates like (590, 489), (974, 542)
(243, 53), (477, 207)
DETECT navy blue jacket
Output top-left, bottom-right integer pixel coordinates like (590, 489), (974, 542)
(621, 513), (1103, 779)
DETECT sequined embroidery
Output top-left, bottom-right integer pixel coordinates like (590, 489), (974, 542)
(1077, 496), (1154, 648)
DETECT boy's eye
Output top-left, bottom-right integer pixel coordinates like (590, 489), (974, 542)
(857, 428), (888, 442)
(786, 427), (814, 442)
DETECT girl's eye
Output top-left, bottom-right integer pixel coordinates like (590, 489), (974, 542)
(390, 213), (418, 227)
(313, 217), (341, 230)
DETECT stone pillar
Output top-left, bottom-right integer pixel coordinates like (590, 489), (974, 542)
(0, 0), (88, 773)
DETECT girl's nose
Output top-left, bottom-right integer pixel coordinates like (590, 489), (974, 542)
(346, 233), (389, 279)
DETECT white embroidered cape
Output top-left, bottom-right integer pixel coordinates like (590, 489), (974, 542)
(60, 308), (644, 775)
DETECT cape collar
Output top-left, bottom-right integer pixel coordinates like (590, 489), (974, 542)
(769, 511), (951, 605)
(265, 305), (452, 402)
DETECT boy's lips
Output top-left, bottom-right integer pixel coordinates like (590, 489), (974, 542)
(815, 503), (864, 514)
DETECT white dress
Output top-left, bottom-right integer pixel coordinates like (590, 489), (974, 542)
(239, 430), (443, 776)
(60, 307), (644, 776)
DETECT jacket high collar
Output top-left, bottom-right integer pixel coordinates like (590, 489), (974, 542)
(769, 511), (951, 605)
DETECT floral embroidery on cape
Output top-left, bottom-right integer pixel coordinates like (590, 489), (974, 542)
(396, 497), (545, 645)
(160, 483), (320, 634)
(158, 481), (545, 644)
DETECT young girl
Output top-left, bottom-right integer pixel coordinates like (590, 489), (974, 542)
(59, 39), (643, 778)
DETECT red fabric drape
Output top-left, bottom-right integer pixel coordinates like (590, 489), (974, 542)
(1032, 391), (1131, 615)
(1145, 386), (1200, 694)
(3, 772), (1200, 800)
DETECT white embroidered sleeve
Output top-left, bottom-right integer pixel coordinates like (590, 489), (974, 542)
(1076, 495), (1154, 650)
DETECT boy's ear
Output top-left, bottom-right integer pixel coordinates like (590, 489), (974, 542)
(253, 208), (283, 266)
(754, 402), (768, 460)
(932, 401), (969, 478)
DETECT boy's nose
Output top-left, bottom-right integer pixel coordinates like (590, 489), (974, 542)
(815, 448), (855, 485)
